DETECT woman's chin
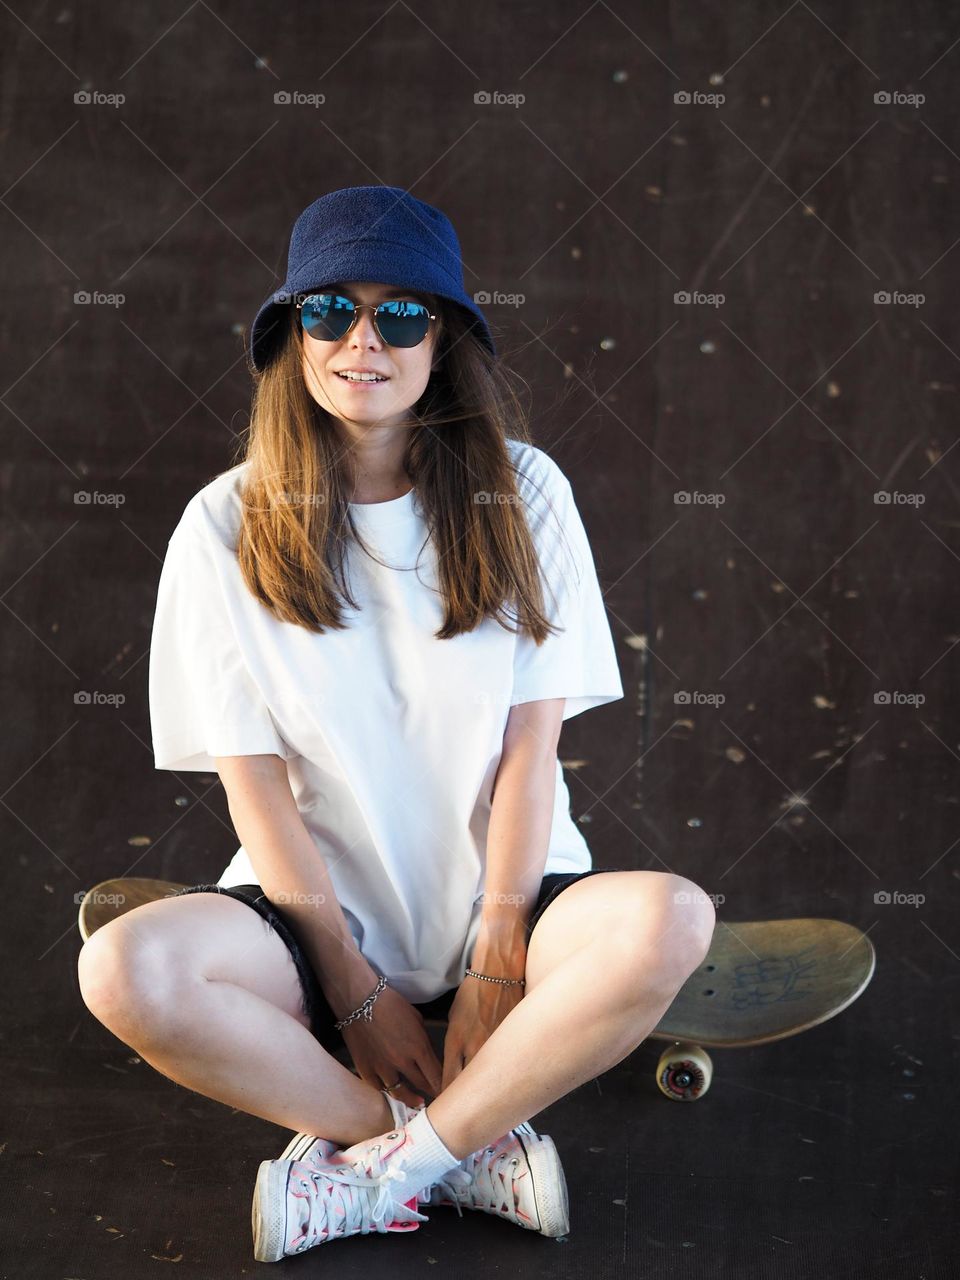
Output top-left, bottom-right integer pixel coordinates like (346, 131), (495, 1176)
(329, 395), (413, 427)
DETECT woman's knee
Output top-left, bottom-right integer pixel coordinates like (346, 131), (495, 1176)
(78, 914), (186, 1043)
(670, 875), (717, 951)
(610, 871), (716, 988)
(78, 892), (312, 1040)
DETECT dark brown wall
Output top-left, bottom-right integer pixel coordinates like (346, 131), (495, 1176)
(1, 5), (956, 1273)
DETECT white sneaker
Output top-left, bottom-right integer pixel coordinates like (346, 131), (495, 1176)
(418, 1120), (570, 1237)
(252, 1126), (429, 1262)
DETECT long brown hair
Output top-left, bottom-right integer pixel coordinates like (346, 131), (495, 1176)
(230, 298), (568, 644)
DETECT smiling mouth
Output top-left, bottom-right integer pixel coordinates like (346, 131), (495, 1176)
(335, 371), (389, 383)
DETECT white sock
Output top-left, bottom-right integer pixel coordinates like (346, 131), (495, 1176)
(387, 1106), (461, 1195)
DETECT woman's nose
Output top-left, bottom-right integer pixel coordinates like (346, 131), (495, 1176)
(349, 308), (382, 346)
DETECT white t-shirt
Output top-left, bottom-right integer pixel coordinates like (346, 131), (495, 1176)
(148, 439), (624, 1001)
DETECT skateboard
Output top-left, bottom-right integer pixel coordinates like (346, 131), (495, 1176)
(647, 917), (876, 1100)
(78, 880), (875, 1102)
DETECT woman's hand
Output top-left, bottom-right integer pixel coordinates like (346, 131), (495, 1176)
(441, 974), (525, 1090)
(441, 919), (528, 1090)
(339, 984), (444, 1111)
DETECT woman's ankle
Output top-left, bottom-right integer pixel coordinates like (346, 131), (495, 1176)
(344, 1092), (394, 1146)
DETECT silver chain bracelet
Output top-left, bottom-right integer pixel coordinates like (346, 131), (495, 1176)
(465, 967), (525, 987)
(333, 974), (387, 1031)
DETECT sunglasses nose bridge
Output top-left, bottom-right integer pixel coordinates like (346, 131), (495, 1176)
(345, 302), (384, 345)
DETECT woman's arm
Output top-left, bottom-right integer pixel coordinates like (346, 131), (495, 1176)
(215, 754), (380, 1020)
(469, 698), (565, 974)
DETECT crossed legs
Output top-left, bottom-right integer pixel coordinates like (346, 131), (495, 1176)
(77, 871), (715, 1155)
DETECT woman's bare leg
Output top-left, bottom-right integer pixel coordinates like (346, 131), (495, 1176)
(78, 893), (393, 1147)
(426, 872), (717, 1161)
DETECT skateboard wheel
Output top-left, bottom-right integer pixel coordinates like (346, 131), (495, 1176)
(656, 1041), (713, 1101)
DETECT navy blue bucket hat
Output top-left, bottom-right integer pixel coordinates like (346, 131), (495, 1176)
(249, 185), (496, 372)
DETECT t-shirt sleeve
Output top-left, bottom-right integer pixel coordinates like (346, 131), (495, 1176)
(148, 522), (297, 772)
(510, 457), (624, 722)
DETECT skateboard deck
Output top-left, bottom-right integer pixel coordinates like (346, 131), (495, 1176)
(78, 881), (875, 1101)
(651, 917), (875, 1047)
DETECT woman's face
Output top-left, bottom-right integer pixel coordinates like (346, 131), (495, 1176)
(299, 280), (439, 431)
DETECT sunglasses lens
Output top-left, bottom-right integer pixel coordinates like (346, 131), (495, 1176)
(300, 293), (353, 341)
(375, 300), (431, 348)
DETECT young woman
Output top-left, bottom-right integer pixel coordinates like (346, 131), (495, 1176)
(77, 186), (716, 1262)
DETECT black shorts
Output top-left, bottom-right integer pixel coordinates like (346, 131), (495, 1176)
(172, 867), (620, 1054)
